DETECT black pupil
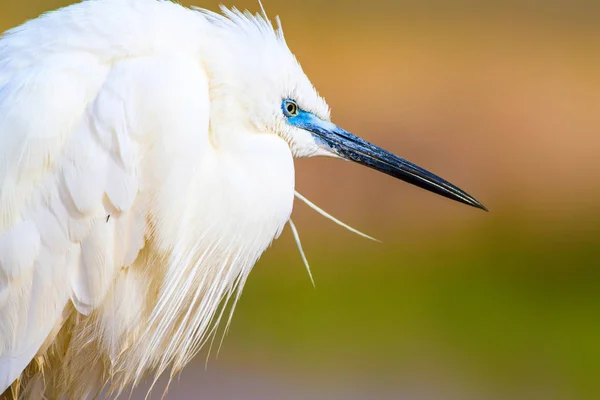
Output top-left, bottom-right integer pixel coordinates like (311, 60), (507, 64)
(287, 103), (295, 114)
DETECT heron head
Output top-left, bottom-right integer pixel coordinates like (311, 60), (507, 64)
(205, 7), (486, 210)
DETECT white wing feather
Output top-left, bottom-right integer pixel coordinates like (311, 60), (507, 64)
(0, 44), (110, 391)
(0, 2), (207, 391)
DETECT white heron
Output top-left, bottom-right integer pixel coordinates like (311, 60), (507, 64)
(0, 0), (485, 398)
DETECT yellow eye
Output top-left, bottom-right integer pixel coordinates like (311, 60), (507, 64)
(283, 100), (299, 117)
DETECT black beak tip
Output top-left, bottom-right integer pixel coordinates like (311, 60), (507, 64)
(464, 196), (488, 212)
(474, 201), (489, 212)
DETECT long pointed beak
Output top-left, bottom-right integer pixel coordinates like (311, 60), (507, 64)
(291, 112), (487, 211)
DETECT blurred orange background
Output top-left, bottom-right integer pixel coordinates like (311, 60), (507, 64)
(2, 1), (600, 399)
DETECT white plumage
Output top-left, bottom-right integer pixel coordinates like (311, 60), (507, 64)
(0, 0), (485, 397)
(0, 0), (308, 396)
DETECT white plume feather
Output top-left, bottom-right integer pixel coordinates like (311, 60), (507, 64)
(294, 191), (380, 242)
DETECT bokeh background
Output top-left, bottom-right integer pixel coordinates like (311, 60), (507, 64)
(3, 0), (600, 399)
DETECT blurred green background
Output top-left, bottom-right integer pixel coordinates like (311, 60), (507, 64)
(3, 1), (600, 399)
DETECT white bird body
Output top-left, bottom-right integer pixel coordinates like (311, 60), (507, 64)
(0, 1), (307, 396)
(0, 0), (485, 397)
